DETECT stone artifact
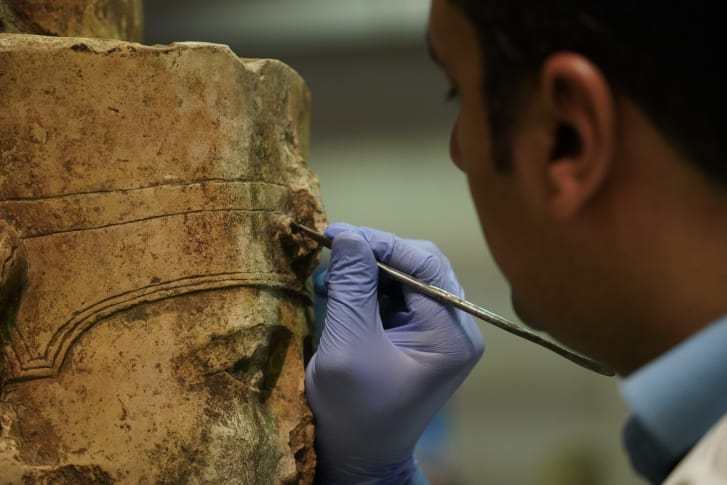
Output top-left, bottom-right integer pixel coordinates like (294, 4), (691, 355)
(0, 0), (143, 41)
(0, 32), (324, 483)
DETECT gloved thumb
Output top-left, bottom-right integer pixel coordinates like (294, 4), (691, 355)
(322, 229), (382, 341)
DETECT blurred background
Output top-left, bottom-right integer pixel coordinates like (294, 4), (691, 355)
(145, 2), (642, 483)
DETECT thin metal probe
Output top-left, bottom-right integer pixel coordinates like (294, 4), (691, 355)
(292, 222), (615, 377)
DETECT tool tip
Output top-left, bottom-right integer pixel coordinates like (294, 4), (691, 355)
(290, 222), (332, 249)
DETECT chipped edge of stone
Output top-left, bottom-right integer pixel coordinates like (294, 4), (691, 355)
(0, 33), (302, 82)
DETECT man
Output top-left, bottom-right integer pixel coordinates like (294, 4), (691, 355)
(305, 1), (727, 483)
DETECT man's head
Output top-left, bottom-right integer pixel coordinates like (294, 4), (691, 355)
(428, 0), (727, 374)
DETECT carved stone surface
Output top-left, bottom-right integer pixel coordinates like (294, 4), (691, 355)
(0, 34), (324, 483)
(0, 0), (143, 41)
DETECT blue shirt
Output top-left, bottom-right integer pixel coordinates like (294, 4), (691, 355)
(413, 317), (727, 485)
(621, 316), (727, 481)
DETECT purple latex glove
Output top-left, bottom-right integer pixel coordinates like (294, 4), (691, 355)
(305, 223), (485, 484)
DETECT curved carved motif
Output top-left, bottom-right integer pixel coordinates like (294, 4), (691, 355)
(3, 271), (305, 382)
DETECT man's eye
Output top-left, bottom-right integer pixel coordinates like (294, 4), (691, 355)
(445, 86), (460, 102)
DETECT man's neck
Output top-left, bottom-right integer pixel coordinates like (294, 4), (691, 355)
(606, 154), (727, 375)
(592, 100), (727, 374)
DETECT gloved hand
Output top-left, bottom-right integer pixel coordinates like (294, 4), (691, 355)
(305, 223), (485, 484)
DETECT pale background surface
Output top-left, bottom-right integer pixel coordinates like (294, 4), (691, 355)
(145, 2), (644, 483)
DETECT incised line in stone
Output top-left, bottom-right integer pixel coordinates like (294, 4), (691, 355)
(20, 208), (285, 240)
(0, 177), (289, 203)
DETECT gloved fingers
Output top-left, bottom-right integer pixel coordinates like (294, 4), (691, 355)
(394, 240), (465, 316)
(322, 224), (483, 355)
(384, 274), (484, 360)
(403, 239), (452, 269)
(459, 312), (486, 361)
(316, 247), (414, 304)
(320, 229), (383, 342)
(353, 227), (450, 287)
(376, 263), (482, 358)
(324, 222), (359, 240)
(326, 224), (455, 287)
(386, 312), (485, 372)
(399, 239), (467, 297)
(317, 249), (410, 330)
(399, 275), (464, 316)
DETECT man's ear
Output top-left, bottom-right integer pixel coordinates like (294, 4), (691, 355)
(537, 52), (615, 220)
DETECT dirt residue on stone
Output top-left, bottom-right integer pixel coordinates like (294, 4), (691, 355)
(23, 464), (114, 484)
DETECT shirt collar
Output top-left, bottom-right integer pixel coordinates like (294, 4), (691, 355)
(620, 316), (727, 458)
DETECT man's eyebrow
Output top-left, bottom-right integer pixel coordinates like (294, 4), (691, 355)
(426, 32), (443, 67)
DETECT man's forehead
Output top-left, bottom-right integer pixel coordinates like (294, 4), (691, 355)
(426, 0), (450, 49)
(426, 0), (457, 68)
(426, 0), (481, 73)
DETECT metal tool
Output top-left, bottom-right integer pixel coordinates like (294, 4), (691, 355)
(291, 222), (615, 377)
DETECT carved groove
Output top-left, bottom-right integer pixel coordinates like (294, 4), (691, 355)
(21, 208), (283, 240)
(0, 178), (288, 204)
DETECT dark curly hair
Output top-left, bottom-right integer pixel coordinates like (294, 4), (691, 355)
(449, 1), (725, 184)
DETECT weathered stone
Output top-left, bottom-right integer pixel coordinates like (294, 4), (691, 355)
(0, 34), (324, 483)
(0, 0), (143, 41)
